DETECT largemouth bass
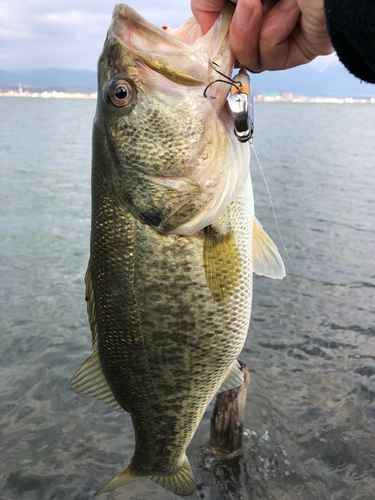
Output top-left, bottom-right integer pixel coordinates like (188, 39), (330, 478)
(71, 3), (285, 496)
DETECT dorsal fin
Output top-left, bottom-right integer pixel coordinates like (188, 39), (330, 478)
(85, 260), (98, 346)
(70, 262), (124, 412)
(70, 347), (124, 412)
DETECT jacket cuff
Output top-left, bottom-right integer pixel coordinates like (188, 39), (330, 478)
(324, 0), (375, 83)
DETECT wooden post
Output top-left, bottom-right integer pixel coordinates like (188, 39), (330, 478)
(210, 359), (250, 459)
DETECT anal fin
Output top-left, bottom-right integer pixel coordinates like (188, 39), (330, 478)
(217, 359), (244, 394)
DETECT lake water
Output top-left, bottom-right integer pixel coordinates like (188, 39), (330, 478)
(1, 96), (375, 500)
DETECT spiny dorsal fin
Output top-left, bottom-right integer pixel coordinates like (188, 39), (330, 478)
(252, 217), (285, 279)
(70, 261), (124, 412)
(204, 223), (242, 302)
(217, 359), (244, 394)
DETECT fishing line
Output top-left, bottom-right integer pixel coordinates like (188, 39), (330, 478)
(251, 143), (375, 436)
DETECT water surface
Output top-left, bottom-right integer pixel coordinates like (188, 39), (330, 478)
(1, 97), (375, 499)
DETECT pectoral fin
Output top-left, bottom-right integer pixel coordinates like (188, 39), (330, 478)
(204, 223), (242, 302)
(252, 218), (285, 279)
(118, 172), (204, 235)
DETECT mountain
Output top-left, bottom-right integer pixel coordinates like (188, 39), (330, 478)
(0, 69), (97, 91)
(251, 62), (375, 98)
(1, 64), (374, 97)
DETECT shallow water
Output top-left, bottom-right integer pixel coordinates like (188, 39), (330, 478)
(1, 97), (375, 500)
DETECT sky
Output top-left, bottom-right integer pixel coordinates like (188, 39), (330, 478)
(0, 0), (194, 71)
(0, 0), (340, 72)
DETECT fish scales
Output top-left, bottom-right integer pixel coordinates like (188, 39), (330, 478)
(71, 3), (285, 496)
(91, 154), (253, 474)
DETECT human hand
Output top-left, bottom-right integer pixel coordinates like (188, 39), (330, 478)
(191, 0), (334, 72)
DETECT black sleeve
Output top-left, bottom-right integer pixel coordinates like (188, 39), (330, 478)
(324, 0), (375, 84)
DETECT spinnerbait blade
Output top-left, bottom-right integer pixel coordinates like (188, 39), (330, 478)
(227, 69), (254, 143)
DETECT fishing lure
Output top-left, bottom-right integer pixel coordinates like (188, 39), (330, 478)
(227, 69), (254, 143)
(204, 61), (254, 143)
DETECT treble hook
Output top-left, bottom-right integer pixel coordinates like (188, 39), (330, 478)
(203, 60), (242, 98)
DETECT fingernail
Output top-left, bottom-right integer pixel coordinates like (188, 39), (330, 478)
(280, 0), (298, 11)
(234, 0), (254, 29)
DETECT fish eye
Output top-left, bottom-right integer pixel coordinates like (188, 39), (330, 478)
(108, 79), (133, 107)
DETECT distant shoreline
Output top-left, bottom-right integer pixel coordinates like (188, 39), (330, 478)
(256, 92), (375, 104)
(0, 89), (97, 99)
(1, 89), (374, 104)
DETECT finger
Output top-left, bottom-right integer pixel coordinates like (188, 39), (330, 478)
(229, 0), (264, 71)
(259, 0), (302, 70)
(258, 0), (333, 70)
(191, 0), (228, 34)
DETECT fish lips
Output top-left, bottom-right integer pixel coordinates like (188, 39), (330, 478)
(108, 3), (209, 87)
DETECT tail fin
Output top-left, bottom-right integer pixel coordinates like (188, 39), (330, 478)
(94, 462), (142, 496)
(151, 456), (195, 496)
(94, 456), (195, 497)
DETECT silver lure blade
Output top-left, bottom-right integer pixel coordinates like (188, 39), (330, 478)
(227, 70), (254, 143)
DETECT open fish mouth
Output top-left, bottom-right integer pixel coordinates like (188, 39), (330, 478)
(95, 2), (247, 236)
(107, 3), (235, 95)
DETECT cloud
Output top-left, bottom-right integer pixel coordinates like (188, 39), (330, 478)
(0, 0), (192, 71)
(34, 11), (111, 36)
(0, 0), (341, 73)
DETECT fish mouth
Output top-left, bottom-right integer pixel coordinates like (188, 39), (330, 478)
(107, 3), (235, 88)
